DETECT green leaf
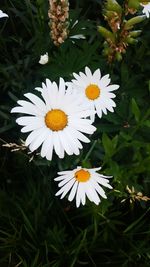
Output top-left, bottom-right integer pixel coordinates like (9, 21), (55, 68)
(124, 207), (150, 233)
(131, 98), (141, 122)
(143, 120), (150, 127)
(102, 133), (118, 157)
(0, 123), (15, 133)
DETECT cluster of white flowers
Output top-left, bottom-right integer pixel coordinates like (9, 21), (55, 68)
(0, 0), (148, 210)
(11, 66), (118, 207)
(9, 0), (150, 207)
(11, 67), (119, 160)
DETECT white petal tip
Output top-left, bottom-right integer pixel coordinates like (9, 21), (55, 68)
(35, 87), (42, 92)
(0, 11), (8, 18)
(10, 108), (15, 113)
(95, 202), (100, 206)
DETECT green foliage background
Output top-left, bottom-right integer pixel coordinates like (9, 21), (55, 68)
(0, 0), (150, 266)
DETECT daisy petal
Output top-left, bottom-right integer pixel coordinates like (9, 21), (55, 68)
(55, 178), (76, 198)
(93, 68), (101, 80)
(68, 181), (78, 202)
(29, 128), (49, 152)
(85, 66), (92, 78)
(24, 93), (47, 112)
(85, 183), (100, 205)
(53, 132), (64, 158)
(25, 128), (46, 146)
(76, 183), (86, 207)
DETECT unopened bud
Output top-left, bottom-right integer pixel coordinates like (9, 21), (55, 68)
(97, 26), (115, 42)
(103, 47), (112, 56)
(126, 37), (138, 44)
(127, 0), (140, 9)
(130, 30), (142, 37)
(115, 52), (122, 61)
(105, 10), (116, 18)
(124, 15), (146, 29)
(105, 0), (122, 14)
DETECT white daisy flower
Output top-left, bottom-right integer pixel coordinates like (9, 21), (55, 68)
(0, 10), (8, 19)
(11, 78), (96, 160)
(141, 2), (150, 18)
(67, 67), (119, 121)
(39, 52), (49, 65)
(55, 166), (113, 207)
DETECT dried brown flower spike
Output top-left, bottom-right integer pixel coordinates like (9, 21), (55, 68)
(121, 185), (150, 204)
(48, 0), (69, 46)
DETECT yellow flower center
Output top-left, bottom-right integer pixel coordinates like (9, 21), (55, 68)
(45, 109), (68, 131)
(85, 84), (100, 100)
(75, 169), (90, 183)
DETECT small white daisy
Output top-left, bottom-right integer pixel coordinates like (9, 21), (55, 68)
(11, 78), (96, 160)
(55, 166), (113, 207)
(141, 2), (150, 18)
(0, 10), (8, 19)
(39, 52), (49, 65)
(67, 67), (119, 121)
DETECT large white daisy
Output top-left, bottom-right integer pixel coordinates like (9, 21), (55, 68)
(67, 67), (119, 121)
(55, 166), (113, 207)
(141, 2), (150, 18)
(11, 78), (96, 160)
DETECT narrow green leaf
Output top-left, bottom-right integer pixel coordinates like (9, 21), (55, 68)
(131, 98), (141, 122)
(102, 133), (118, 157)
(102, 133), (113, 156)
(124, 207), (150, 233)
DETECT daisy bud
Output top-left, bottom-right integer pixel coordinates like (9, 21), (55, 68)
(39, 53), (49, 65)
